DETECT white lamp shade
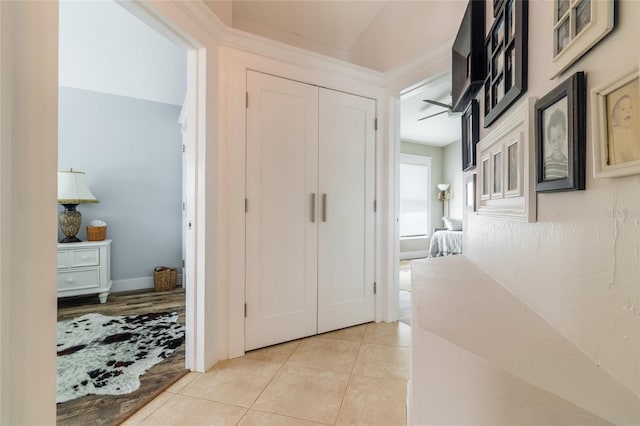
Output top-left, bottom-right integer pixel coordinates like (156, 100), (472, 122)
(437, 183), (450, 191)
(58, 170), (99, 204)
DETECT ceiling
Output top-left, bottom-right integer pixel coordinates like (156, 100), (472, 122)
(232, 1), (389, 52)
(205, 0), (465, 146)
(400, 74), (461, 147)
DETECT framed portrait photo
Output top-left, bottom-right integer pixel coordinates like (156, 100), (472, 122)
(591, 69), (640, 178)
(535, 71), (586, 192)
(551, 0), (614, 78)
(462, 100), (479, 171)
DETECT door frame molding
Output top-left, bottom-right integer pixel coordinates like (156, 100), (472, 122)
(383, 39), (453, 324)
(96, 0), (225, 372)
(224, 48), (386, 357)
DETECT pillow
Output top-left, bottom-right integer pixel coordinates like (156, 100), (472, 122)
(442, 216), (463, 231)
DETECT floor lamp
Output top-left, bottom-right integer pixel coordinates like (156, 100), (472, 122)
(437, 183), (450, 219)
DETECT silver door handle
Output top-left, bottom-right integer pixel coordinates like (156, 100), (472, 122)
(311, 193), (316, 223)
(322, 193), (327, 222)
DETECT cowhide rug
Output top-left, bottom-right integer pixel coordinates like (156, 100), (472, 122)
(57, 311), (185, 403)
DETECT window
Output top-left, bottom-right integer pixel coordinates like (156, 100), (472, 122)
(399, 154), (431, 238)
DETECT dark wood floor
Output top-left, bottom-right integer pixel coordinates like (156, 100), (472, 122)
(57, 288), (187, 426)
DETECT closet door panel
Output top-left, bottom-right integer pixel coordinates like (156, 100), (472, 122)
(317, 88), (375, 333)
(245, 71), (319, 350)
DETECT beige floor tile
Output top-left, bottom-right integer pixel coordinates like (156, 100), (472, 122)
(180, 357), (281, 407)
(352, 343), (410, 380)
(287, 337), (360, 373)
(252, 364), (350, 424)
(120, 392), (175, 425)
(138, 394), (246, 425)
(238, 409), (325, 425)
(363, 321), (411, 347)
(244, 340), (301, 363)
(336, 375), (407, 426)
(165, 371), (201, 394)
(318, 324), (367, 342)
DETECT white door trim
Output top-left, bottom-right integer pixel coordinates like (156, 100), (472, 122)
(383, 41), (452, 322)
(119, 0), (223, 372)
(224, 48), (386, 358)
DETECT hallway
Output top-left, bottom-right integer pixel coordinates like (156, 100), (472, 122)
(123, 321), (410, 425)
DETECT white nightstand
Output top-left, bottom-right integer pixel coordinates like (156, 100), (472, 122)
(57, 239), (112, 303)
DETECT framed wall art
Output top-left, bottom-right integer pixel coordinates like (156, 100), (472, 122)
(506, 138), (521, 196)
(464, 173), (477, 212)
(550, 0), (614, 78)
(484, 0), (528, 128)
(535, 71), (586, 192)
(591, 69), (640, 178)
(477, 98), (536, 222)
(462, 99), (479, 171)
(451, 0), (486, 112)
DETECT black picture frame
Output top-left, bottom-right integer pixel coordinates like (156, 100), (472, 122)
(451, 0), (485, 113)
(535, 71), (586, 192)
(484, 0), (528, 127)
(462, 99), (479, 171)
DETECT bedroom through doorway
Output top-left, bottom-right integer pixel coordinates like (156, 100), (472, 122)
(397, 72), (462, 324)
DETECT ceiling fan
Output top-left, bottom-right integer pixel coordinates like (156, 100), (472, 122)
(417, 99), (453, 121)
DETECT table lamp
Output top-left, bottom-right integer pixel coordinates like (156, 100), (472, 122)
(58, 169), (99, 243)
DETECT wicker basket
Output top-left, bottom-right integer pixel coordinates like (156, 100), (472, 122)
(154, 267), (177, 291)
(86, 226), (107, 241)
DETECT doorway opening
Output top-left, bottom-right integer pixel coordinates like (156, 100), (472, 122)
(56, 1), (197, 423)
(396, 72), (462, 324)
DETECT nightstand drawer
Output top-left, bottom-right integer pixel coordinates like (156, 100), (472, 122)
(57, 248), (100, 269)
(71, 248), (100, 267)
(57, 269), (100, 290)
(57, 251), (67, 268)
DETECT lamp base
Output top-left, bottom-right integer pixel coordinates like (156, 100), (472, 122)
(59, 236), (82, 244)
(59, 204), (83, 243)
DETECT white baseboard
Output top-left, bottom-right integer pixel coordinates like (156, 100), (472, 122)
(400, 250), (429, 260)
(111, 275), (184, 293)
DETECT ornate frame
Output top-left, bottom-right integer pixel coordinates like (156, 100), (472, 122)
(477, 98), (536, 222)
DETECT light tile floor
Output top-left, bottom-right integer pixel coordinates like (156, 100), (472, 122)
(123, 321), (411, 426)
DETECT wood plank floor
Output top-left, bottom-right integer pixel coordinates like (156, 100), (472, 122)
(57, 288), (187, 426)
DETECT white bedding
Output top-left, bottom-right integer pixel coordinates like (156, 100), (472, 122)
(429, 230), (463, 257)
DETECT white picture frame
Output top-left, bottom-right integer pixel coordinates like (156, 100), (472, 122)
(477, 98), (537, 222)
(551, 0), (614, 79)
(591, 69), (640, 178)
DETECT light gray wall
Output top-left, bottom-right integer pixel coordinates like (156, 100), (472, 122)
(58, 87), (182, 282)
(443, 140), (463, 220)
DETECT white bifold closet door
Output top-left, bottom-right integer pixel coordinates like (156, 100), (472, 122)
(317, 88), (375, 334)
(245, 70), (375, 351)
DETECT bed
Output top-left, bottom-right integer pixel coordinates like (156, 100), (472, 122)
(429, 226), (463, 257)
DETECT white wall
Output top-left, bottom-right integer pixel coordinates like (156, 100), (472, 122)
(0, 2), (58, 424)
(59, 0), (186, 105)
(466, 0), (640, 396)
